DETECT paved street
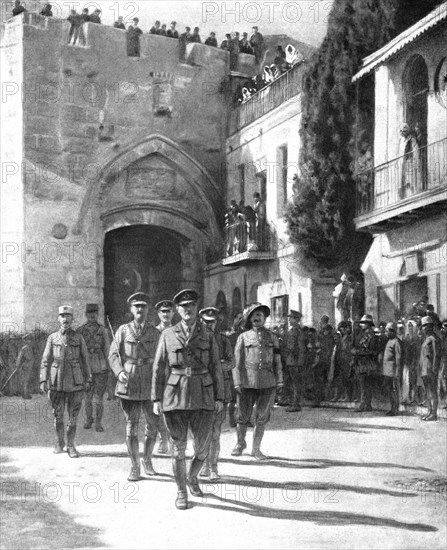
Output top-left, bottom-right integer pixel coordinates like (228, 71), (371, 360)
(1, 396), (446, 550)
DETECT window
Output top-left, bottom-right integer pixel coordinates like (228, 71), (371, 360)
(271, 295), (289, 326)
(238, 164), (245, 203)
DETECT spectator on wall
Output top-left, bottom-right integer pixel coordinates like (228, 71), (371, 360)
(191, 27), (201, 43)
(12, 0), (26, 17)
(127, 18), (143, 57)
(150, 20), (161, 34)
(205, 32), (218, 47)
(167, 21), (178, 38)
(114, 16), (126, 30)
(40, 3), (53, 17)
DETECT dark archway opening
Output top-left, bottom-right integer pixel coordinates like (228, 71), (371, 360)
(104, 225), (183, 328)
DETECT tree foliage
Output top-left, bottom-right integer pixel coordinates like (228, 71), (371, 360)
(286, 0), (442, 270)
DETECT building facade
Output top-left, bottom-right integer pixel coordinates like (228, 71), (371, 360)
(0, 12), (257, 329)
(204, 60), (337, 329)
(353, 3), (447, 322)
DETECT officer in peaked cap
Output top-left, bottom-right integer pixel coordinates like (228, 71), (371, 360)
(40, 305), (92, 458)
(109, 292), (167, 481)
(155, 300), (175, 333)
(232, 303), (283, 460)
(199, 306), (234, 480)
(419, 315), (441, 421)
(152, 289), (224, 510)
(77, 304), (111, 432)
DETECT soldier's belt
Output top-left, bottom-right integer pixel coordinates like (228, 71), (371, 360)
(125, 358), (150, 366)
(170, 367), (209, 377)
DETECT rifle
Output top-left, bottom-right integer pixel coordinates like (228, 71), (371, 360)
(106, 316), (128, 395)
(1, 367), (19, 393)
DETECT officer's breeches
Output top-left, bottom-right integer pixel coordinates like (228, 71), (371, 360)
(120, 399), (160, 438)
(164, 410), (214, 461)
(237, 388), (276, 426)
(50, 390), (84, 427)
(85, 372), (108, 419)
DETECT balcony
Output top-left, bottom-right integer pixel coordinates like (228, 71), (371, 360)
(355, 138), (447, 232)
(228, 62), (304, 135)
(223, 220), (277, 265)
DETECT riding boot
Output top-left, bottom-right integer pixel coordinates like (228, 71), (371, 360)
(84, 397), (93, 429)
(231, 423), (247, 455)
(54, 420), (65, 453)
(66, 425), (79, 458)
(126, 436), (141, 481)
(209, 439), (221, 480)
(187, 456), (204, 497)
(228, 402), (237, 427)
(173, 458), (188, 510)
(200, 456), (211, 478)
(142, 436), (157, 475)
(251, 423), (267, 460)
(95, 400), (104, 432)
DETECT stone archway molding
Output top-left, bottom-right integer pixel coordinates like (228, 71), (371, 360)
(73, 134), (221, 237)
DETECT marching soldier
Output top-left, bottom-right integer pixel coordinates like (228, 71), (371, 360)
(284, 310), (305, 412)
(16, 332), (35, 400)
(382, 322), (403, 416)
(108, 293), (163, 481)
(155, 300), (175, 332)
(231, 303), (283, 460)
(152, 289), (224, 510)
(199, 307), (234, 480)
(419, 316), (441, 421)
(78, 304), (110, 432)
(40, 305), (92, 457)
(154, 300), (176, 454)
(351, 314), (379, 412)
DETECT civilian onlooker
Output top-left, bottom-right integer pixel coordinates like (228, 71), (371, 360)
(318, 315), (330, 336)
(89, 8), (101, 24)
(114, 16), (126, 30)
(191, 27), (201, 43)
(351, 314), (379, 412)
(426, 304), (441, 330)
(440, 320), (447, 408)
(78, 8), (90, 46)
(314, 324), (333, 407)
(220, 33), (232, 51)
(250, 26), (264, 64)
(205, 32), (218, 47)
(67, 9), (81, 45)
(150, 20), (161, 34)
(253, 192), (266, 249)
(12, 0), (26, 17)
(179, 26), (192, 61)
(40, 3), (53, 17)
(160, 24), (167, 36)
(16, 333), (35, 400)
(167, 21), (178, 38)
(382, 323), (402, 416)
(127, 17), (143, 57)
(419, 316), (441, 420)
(239, 32), (253, 54)
(305, 327), (318, 401)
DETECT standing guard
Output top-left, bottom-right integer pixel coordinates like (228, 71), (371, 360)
(40, 305), (92, 457)
(199, 307), (235, 480)
(231, 303), (283, 460)
(152, 289), (224, 510)
(108, 293), (162, 481)
(16, 332), (35, 400)
(382, 322), (403, 416)
(419, 316), (441, 421)
(351, 314), (379, 412)
(78, 304), (110, 432)
(284, 310), (305, 412)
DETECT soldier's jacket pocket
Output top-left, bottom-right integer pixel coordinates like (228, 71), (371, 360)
(168, 348), (183, 366)
(167, 373), (181, 386)
(50, 364), (59, 385)
(201, 374), (213, 387)
(201, 374), (214, 406)
(72, 363), (84, 385)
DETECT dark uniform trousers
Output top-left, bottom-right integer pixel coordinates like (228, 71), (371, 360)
(152, 322), (224, 492)
(121, 398), (162, 438)
(50, 390), (84, 428)
(237, 387), (276, 425)
(85, 372), (108, 421)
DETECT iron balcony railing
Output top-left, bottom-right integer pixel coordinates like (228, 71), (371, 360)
(224, 219), (276, 258)
(356, 137), (447, 216)
(229, 62), (304, 134)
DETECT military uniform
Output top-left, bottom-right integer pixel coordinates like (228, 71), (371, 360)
(285, 317), (306, 411)
(199, 307), (235, 479)
(16, 336), (34, 399)
(382, 323), (403, 415)
(78, 305), (110, 431)
(352, 315), (379, 411)
(152, 290), (224, 509)
(232, 303), (283, 459)
(419, 317), (441, 420)
(40, 306), (92, 457)
(109, 309), (162, 478)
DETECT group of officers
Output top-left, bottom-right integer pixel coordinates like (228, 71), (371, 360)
(39, 291), (283, 510)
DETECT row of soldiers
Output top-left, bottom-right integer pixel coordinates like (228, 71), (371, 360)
(276, 311), (446, 420)
(38, 292), (283, 510)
